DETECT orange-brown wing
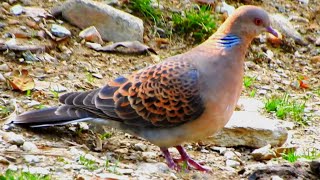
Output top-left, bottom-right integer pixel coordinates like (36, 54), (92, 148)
(59, 60), (204, 128)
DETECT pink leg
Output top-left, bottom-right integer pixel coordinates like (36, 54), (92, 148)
(175, 145), (211, 172)
(160, 147), (180, 171)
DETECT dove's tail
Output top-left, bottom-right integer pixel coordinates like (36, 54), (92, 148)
(12, 106), (97, 127)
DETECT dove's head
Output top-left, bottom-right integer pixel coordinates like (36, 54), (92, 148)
(218, 5), (278, 39)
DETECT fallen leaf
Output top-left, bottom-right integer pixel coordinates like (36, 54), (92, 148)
(89, 41), (157, 55)
(6, 69), (35, 91)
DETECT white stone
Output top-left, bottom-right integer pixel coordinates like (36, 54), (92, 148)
(226, 159), (240, 168)
(3, 132), (25, 145)
(135, 162), (170, 174)
(134, 142), (147, 151)
(206, 111), (291, 148)
(22, 141), (38, 152)
(10, 4), (24, 16)
(24, 155), (40, 163)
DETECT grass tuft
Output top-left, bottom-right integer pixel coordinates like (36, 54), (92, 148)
(172, 5), (216, 42)
(0, 170), (50, 180)
(130, 0), (162, 24)
(264, 93), (306, 125)
(79, 155), (98, 171)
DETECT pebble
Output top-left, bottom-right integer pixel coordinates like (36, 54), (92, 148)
(7, 164), (18, 171)
(271, 175), (284, 180)
(210, 146), (227, 154)
(51, 24), (71, 38)
(3, 132), (25, 145)
(10, 4), (24, 16)
(0, 156), (10, 165)
(24, 155), (40, 163)
(97, 173), (128, 179)
(79, 26), (103, 44)
(134, 143), (147, 151)
(224, 151), (241, 160)
(0, 73), (5, 82)
(23, 167), (50, 175)
(226, 159), (240, 168)
(136, 162), (170, 174)
(316, 37), (320, 46)
(22, 141), (38, 152)
(215, 1), (235, 16)
(142, 152), (157, 160)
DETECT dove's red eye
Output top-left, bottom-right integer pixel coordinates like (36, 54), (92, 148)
(254, 18), (262, 26)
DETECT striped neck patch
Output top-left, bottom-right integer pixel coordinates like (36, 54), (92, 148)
(215, 34), (241, 48)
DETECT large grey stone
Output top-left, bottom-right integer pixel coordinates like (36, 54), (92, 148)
(55, 0), (144, 42)
(206, 111), (292, 148)
(270, 14), (306, 45)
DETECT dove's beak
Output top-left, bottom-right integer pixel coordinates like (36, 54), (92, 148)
(266, 26), (278, 37)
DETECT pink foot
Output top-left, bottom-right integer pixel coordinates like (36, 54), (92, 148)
(160, 146), (211, 172)
(160, 147), (180, 171)
(175, 145), (211, 172)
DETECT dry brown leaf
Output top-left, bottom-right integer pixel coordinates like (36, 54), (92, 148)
(6, 69), (35, 92)
(88, 41), (157, 55)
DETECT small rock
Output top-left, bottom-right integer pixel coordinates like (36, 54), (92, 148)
(226, 159), (240, 168)
(79, 26), (103, 44)
(97, 173), (128, 179)
(10, 4), (24, 16)
(298, 0), (309, 5)
(116, 168), (134, 175)
(0, 64), (10, 71)
(0, 73), (5, 82)
(210, 146), (227, 154)
(136, 162), (170, 174)
(134, 142), (147, 151)
(251, 144), (275, 160)
(271, 175), (284, 180)
(24, 167), (50, 175)
(224, 151), (241, 160)
(310, 56), (320, 64)
(142, 151), (157, 160)
(24, 155), (40, 163)
(206, 111), (289, 148)
(0, 156), (10, 165)
(3, 132), (25, 145)
(22, 141), (38, 152)
(7, 164), (18, 171)
(51, 24), (71, 38)
(315, 37), (320, 46)
(215, 1), (235, 16)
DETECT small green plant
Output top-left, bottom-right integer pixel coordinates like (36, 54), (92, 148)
(282, 149), (299, 163)
(243, 76), (256, 89)
(86, 72), (95, 83)
(79, 155), (98, 171)
(249, 89), (256, 97)
(0, 105), (10, 118)
(314, 88), (320, 96)
(264, 94), (306, 125)
(34, 104), (45, 110)
(99, 132), (113, 140)
(50, 89), (59, 99)
(172, 5), (216, 42)
(130, 0), (162, 24)
(0, 169), (50, 180)
(25, 89), (32, 97)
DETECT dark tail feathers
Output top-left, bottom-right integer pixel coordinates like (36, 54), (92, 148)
(12, 107), (95, 127)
